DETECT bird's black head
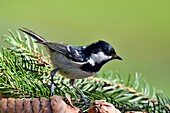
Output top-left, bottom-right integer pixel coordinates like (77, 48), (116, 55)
(81, 40), (122, 73)
(81, 40), (122, 72)
(85, 40), (122, 60)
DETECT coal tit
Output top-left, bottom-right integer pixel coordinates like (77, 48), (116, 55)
(19, 28), (122, 102)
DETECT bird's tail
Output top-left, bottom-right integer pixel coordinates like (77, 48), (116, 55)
(19, 27), (48, 43)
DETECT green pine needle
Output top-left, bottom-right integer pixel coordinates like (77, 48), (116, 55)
(0, 30), (169, 112)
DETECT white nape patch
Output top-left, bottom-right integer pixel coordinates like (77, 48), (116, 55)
(66, 45), (71, 52)
(82, 46), (86, 49)
(88, 52), (112, 66)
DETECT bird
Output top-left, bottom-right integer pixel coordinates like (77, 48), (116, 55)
(19, 28), (122, 103)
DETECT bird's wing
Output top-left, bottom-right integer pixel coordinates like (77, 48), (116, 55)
(46, 43), (88, 64)
(45, 42), (69, 55)
(66, 45), (87, 62)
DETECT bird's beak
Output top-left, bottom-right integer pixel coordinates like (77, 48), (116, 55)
(113, 55), (123, 60)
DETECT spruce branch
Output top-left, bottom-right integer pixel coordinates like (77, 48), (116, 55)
(0, 30), (169, 112)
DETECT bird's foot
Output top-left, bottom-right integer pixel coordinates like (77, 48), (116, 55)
(70, 79), (90, 104)
(73, 85), (90, 104)
(80, 96), (90, 105)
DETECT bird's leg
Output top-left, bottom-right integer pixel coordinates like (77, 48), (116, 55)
(70, 79), (90, 104)
(50, 68), (60, 96)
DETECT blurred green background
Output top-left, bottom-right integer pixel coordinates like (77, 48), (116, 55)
(0, 1), (170, 95)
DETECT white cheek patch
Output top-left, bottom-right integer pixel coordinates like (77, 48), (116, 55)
(88, 52), (112, 66)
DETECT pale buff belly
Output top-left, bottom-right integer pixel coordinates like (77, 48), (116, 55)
(50, 52), (96, 79)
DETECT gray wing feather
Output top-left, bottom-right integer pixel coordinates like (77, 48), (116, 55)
(45, 42), (69, 55)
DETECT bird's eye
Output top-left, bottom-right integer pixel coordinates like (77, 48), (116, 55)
(103, 47), (115, 56)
